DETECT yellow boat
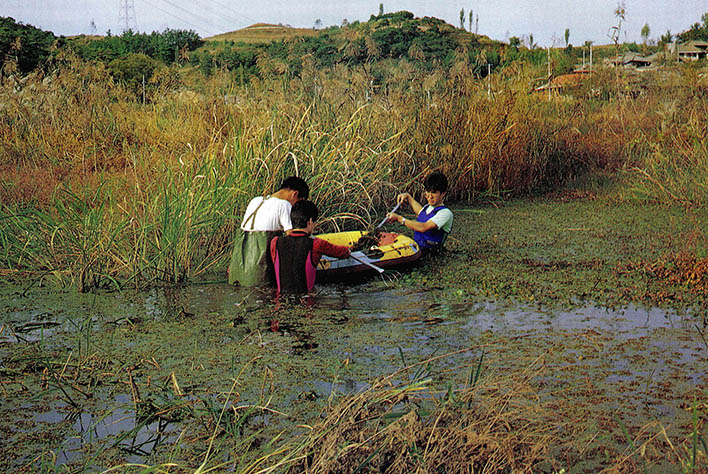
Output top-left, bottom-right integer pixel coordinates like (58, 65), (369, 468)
(315, 231), (421, 277)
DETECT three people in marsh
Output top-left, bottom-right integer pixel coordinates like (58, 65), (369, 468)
(229, 171), (452, 294)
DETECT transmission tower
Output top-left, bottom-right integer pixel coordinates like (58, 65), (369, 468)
(119, 0), (137, 32)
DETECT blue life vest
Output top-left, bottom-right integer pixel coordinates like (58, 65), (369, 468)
(414, 205), (449, 250)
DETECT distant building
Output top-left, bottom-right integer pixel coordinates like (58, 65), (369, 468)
(604, 52), (652, 69)
(533, 71), (591, 94)
(665, 40), (708, 61)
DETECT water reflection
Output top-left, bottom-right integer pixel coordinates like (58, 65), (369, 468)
(30, 393), (179, 466)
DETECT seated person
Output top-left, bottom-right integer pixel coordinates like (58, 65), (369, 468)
(387, 171), (453, 253)
(270, 200), (350, 294)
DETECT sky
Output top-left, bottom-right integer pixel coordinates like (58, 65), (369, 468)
(2, 0), (706, 47)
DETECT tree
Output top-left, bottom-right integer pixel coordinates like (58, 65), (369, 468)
(0, 17), (56, 73)
(678, 12), (708, 42)
(460, 8), (465, 30)
(564, 28), (570, 47)
(108, 53), (159, 98)
(469, 9), (473, 32)
(314, 19), (322, 30)
(529, 33), (535, 49)
(641, 23), (650, 44)
(509, 36), (521, 47)
(659, 30), (672, 46)
(379, 3), (384, 16)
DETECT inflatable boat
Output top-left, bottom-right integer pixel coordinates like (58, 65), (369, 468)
(315, 231), (421, 277)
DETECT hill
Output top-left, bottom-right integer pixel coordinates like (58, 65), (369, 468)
(206, 23), (318, 43)
(194, 11), (503, 75)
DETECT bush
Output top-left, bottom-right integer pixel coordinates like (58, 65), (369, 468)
(108, 53), (159, 98)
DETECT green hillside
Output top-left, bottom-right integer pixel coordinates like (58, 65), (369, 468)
(192, 11), (505, 78)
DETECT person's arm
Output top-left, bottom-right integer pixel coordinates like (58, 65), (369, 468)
(396, 192), (423, 215)
(387, 212), (438, 232)
(429, 208), (453, 234)
(311, 238), (350, 266)
(278, 201), (293, 232)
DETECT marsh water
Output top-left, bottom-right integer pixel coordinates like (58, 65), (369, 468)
(1, 279), (706, 471)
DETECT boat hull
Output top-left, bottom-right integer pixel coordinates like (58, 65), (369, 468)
(315, 231), (421, 277)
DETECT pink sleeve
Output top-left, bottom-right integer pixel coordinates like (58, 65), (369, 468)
(270, 236), (279, 263)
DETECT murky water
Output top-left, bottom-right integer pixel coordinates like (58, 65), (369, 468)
(1, 282), (706, 470)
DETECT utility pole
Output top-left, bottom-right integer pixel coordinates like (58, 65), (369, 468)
(547, 46), (551, 100)
(119, 0), (137, 32)
(487, 64), (491, 97)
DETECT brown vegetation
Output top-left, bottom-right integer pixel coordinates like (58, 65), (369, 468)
(206, 24), (318, 43)
(1, 50), (708, 287)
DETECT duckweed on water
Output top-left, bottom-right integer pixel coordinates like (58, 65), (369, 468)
(1, 196), (707, 472)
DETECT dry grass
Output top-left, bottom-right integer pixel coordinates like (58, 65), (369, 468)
(2, 52), (708, 287)
(244, 348), (706, 474)
(206, 24), (318, 44)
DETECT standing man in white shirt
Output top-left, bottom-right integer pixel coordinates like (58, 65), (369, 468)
(228, 176), (309, 286)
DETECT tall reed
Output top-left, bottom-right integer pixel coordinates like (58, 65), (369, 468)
(2, 54), (707, 288)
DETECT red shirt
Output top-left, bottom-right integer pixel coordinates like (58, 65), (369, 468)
(270, 230), (350, 268)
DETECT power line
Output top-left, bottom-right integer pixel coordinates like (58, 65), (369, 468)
(128, 0), (265, 38)
(143, 0), (221, 35)
(154, 0), (228, 33)
(206, 0), (261, 27)
(141, 0), (219, 36)
(187, 0), (250, 31)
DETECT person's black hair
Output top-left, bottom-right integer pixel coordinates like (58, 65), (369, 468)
(424, 171), (448, 193)
(280, 176), (309, 200)
(291, 200), (319, 228)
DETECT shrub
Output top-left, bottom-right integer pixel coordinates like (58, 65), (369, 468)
(108, 53), (159, 98)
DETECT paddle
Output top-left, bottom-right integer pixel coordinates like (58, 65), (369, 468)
(375, 202), (401, 229)
(349, 253), (385, 273)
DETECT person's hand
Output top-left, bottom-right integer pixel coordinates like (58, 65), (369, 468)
(396, 193), (411, 205)
(387, 212), (403, 224)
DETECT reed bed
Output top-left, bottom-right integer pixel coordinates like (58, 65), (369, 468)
(2, 53), (708, 288)
(239, 349), (704, 474)
(257, 356), (564, 473)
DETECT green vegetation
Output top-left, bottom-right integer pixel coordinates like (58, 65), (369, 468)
(1, 200), (707, 472)
(0, 17), (57, 73)
(2, 9), (708, 474)
(679, 12), (708, 41)
(206, 23), (318, 44)
(69, 28), (203, 64)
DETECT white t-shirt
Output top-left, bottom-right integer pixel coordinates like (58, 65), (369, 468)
(419, 205), (453, 233)
(240, 196), (293, 232)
